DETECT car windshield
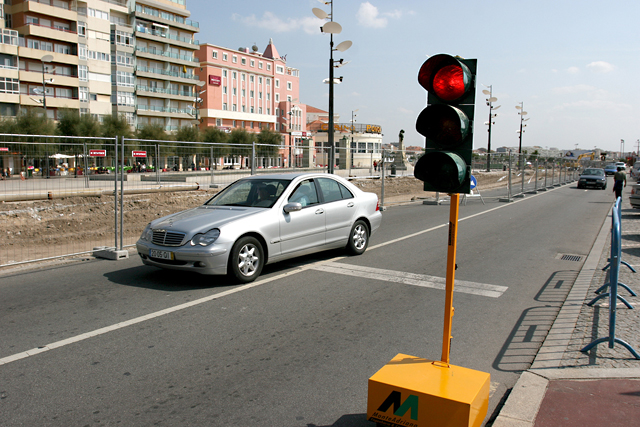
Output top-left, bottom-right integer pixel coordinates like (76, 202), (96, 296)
(205, 178), (291, 208)
(583, 169), (604, 176)
(606, 164), (616, 169)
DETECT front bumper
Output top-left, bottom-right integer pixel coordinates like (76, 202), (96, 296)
(578, 179), (606, 188)
(136, 240), (229, 275)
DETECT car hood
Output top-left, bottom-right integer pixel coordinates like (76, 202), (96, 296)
(150, 206), (261, 234)
(580, 174), (606, 179)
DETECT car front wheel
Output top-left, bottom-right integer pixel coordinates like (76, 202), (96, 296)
(228, 236), (264, 283)
(347, 220), (369, 255)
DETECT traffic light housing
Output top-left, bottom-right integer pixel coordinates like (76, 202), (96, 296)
(414, 54), (477, 194)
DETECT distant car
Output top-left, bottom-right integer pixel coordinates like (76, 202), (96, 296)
(630, 162), (640, 179)
(616, 162), (627, 171)
(604, 164), (618, 175)
(577, 168), (607, 190)
(630, 183), (640, 209)
(136, 173), (382, 283)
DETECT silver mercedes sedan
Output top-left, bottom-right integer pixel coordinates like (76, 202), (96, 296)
(136, 173), (382, 283)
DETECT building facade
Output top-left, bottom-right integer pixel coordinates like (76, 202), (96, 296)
(195, 39), (308, 167)
(0, 0), (200, 130)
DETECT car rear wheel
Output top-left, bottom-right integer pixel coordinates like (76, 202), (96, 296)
(347, 220), (369, 255)
(228, 236), (263, 283)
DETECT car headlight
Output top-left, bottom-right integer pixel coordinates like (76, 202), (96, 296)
(191, 228), (220, 246)
(140, 224), (153, 242)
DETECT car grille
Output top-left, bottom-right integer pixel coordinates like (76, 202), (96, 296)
(152, 230), (186, 246)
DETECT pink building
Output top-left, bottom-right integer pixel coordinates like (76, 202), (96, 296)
(194, 39), (309, 167)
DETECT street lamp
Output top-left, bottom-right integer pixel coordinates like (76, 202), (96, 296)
(313, 1), (352, 174)
(515, 102), (530, 154)
(191, 81), (206, 126)
(39, 54), (54, 113)
(482, 85), (500, 172)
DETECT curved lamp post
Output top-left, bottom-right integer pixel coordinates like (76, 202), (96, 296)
(482, 85), (500, 172)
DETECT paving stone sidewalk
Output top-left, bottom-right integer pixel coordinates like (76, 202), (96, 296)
(563, 192), (640, 366)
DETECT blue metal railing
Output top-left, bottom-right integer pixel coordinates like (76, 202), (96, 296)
(581, 197), (640, 359)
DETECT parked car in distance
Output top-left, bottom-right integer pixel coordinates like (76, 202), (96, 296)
(577, 168), (607, 190)
(630, 162), (640, 180)
(616, 162), (626, 170)
(604, 164), (618, 175)
(136, 173), (382, 283)
(630, 183), (640, 209)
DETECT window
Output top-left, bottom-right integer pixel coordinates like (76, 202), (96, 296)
(115, 52), (134, 67)
(287, 82), (292, 91)
(223, 103), (227, 110)
(55, 88), (72, 98)
(114, 31), (134, 47)
(232, 71), (236, 80)
(232, 104), (237, 111)
(250, 90), (254, 98)
(288, 180), (319, 207)
(55, 44), (70, 54)
(250, 60), (254, 67)
(78, 65), (88, 81)
(275, 79), (279, 88)
(88, 8), (109, 20)
(241, 57), (246, 65)
(216, 118), (222, 126)
(79, 86), (88, 102)
(78, 22), (86, 37)
(116, 91), (135, 106)
(223, 70), (227, 77)
(232, 55), (237, 63)
(212, 50), (217, 59)
(241, 73), (245, 82)
(115, 71), (135, 87)
(250, 75), (254, 83)
(78, 44), (86, 60)
(276, 65), (284, 74)
(267, 64), (271, 71)
(0, 77), (19, 94)
(317, 177), (353, 203)
(223, 53), (227, 61)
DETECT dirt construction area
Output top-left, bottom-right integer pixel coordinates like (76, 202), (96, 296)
(0, 171), (530, 267)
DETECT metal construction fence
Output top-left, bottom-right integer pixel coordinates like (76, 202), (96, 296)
(0, 133), (602, 268)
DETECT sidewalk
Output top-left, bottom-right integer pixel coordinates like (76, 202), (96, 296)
(492, 187), (640, 426)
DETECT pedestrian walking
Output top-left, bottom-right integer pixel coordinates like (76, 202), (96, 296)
(613, 166), (627, 199)
(373, 160), (378, 172)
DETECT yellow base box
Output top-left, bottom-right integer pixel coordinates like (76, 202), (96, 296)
(367, 354), (490, 427)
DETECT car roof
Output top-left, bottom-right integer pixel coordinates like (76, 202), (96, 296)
(241, 172), (344, 181)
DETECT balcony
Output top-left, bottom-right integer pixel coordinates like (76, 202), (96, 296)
(135, 46), (199, 64)
(134, 26), (199, 49)
(135, 4), (199, 31)
(135, 85), (195, 101)
(135, 65), (198, 83)
(20, 22), (78, 44)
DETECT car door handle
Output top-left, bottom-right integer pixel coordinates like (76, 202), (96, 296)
(315, 208), (324, 215)
(347, 202), (354, 208)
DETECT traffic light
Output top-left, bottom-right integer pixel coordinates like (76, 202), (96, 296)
(414, 54), (477, 194)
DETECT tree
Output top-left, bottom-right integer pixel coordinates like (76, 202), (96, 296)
(137, 123), (170, 142)
(202, 127), (229, 170)
(228, 128), (252, 168)
(0, 109), (57, 173)
(102, 114), (133, 140)
(175, 125), (203, 170)
(255, 128), (281, 162)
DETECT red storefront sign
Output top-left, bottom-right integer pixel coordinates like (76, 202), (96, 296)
(132, 151), (147, 158)
(89, 149), (106, 157)
(209, 75), (221, 86)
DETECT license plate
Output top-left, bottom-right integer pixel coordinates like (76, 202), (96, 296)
(149, 249), (174, 260)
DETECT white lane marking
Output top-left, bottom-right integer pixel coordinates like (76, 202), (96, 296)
(311, 263), (507, 298)
(0, 185), (564, 366)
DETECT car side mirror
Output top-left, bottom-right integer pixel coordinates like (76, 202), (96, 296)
(284, 202), (302, 213)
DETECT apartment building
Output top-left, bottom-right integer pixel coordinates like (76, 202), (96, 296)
(0, 0), (200, 131)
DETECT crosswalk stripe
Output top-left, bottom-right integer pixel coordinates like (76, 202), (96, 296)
(311, 263), (507, 298)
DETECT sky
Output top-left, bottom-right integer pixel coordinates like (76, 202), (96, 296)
(187, 0), (640, 154)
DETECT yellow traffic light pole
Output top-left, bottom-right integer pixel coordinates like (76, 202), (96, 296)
(441, 193), (459, 365)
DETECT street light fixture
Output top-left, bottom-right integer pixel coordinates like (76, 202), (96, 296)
(515, 102), (529, 154)
(482, 85), (500, 172)
(191, 81), (206, 126)
(40, 54), (54, 113)
(313, 1), (352, 174)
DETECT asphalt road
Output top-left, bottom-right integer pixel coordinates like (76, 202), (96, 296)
(0, 181), (614, 426)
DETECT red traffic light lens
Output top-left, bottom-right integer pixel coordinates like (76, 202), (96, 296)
(432, 65), (465, 102)
(418, 54), (473, 103)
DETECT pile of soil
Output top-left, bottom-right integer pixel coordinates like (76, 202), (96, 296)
(0, 171), (524, 267)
